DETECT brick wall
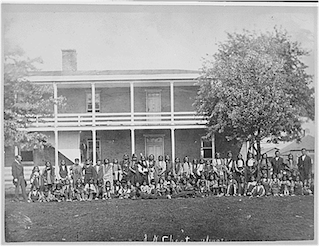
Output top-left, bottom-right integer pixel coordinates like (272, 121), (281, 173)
(175, 129), (206, 159)
(174, 86), (198, 112)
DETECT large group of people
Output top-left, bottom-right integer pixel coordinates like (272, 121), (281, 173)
(12, 148), (314, 203)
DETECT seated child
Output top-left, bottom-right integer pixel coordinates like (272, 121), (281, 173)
(39, 185), (54, 202)
(52, 179), (64, 202)
(140, 180), (149, 195)
(74, 178), (85, 201)
(84, 178), (97, 201)
(96, 179), (104, 200)
(246, 176), (257, 197)
(238, 175), (246, 196)
(270, 174), (280, 196)
(63, 178), (73, 202)
(140, 180), (150, 199)
(217, 177), (226, 197)
(255, 180), (266, 197)
(207, 174), (218, 196)
(226, 174), (237, 196)
(310, 176), (314, 195)
(130, 182), (140, 199)
(197, 174), (209, 196)
(173, 178), (193, 198)
(156, 178), (167, 197)
(280, 175), (290, 196)
(28, 186), (40, 202)
(303, 177), (313, 196)
(166, 175), (177, 198)
(149, 180), (156, 195)
(288, 176), (295, 196)
(260, 173), (271, 196)
(113, 180), (122, 198)
(118, 182), (130, 199)
(126, 180), (135, 199)
(294, 175), (304, 196)
(103, 181), (112, 199)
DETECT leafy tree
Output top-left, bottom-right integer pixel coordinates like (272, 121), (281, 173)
(4, 49), (65, 150)
(194, 28), (314, 159)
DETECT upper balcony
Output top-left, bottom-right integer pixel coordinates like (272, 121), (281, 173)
(27, 111), (207, 131)
(26, 68), (205, 131)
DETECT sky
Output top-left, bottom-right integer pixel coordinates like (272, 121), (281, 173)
(2, 3), (318, 75)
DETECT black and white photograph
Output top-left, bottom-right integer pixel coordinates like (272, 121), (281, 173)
(2, 2), (317, 243)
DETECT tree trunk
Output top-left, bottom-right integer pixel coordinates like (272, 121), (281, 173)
(256, 139), (261, 161)
(256, 128), (261, 161)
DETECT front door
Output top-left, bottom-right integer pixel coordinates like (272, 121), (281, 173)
(145, 136), (164, 160)
(146, 91), (161, 121)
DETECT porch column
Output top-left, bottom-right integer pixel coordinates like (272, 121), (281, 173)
(53, 83), (59, 177)
(92, 129), (97, 164)
(211, 134), (215, 159)
(91, 83), (96, 126)
(130, 82), (134, 124)
(170, 81), (174, 124)
(171, 128), (175, 162)
(131, 129), (135, 155)
(54, 130), (59, 178)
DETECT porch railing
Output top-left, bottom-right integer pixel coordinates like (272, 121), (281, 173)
(29, 111), (207, 128)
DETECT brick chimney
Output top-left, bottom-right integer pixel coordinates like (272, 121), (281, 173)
(62, 49), (77, 71)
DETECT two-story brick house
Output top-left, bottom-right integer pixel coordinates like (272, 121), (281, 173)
(5, 50), (221, 176)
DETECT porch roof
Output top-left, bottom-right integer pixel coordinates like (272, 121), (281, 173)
(27, 69), (200, 84)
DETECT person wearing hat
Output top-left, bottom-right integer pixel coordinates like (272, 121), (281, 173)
(11, 155), (28, 202)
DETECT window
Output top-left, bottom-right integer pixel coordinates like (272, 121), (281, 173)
(86, 93), (100, 112)
(201, 137), (213, 159)
(21, 150), (34, 162)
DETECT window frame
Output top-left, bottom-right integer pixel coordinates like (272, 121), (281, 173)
(86, 92), (100, 113)
(201, 136), (213, 159)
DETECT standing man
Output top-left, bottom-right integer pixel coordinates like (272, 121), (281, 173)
(270, 150), (284, 176)
(11, 155), (28, 202)
(70, 158), (83, 187)
(298, 148), (313, 182)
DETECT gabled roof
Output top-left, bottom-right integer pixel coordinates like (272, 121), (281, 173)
(280, 135), (315, 154)
(28, 69), (200, 77)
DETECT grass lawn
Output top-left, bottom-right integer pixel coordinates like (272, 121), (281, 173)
(4, 195), (314, 242)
